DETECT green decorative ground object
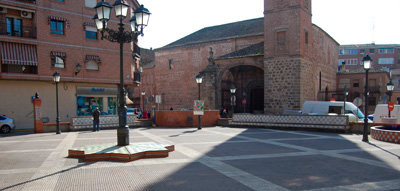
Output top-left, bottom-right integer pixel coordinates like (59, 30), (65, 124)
(68, 142), (175, 162)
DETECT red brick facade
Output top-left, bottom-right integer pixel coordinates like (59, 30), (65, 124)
(139, 0), (339, 114)
(0, 0), (140, 84)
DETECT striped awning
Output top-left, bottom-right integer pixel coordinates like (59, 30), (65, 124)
(85, 55), (101, 64)
(51, 51), (66, 59)
(48, 16), (70, 28)
(83, 22), (97, 30)
(0, 42), (38, 66)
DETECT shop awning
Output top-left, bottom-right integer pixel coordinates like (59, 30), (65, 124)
(0, 42), (38, 66)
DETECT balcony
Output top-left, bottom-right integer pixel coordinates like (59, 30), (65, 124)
(368, 86), (381, 94)
(16, 0), (36, 3)
(0, 22), (36, 39)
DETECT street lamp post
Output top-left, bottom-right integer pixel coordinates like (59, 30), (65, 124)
(141, 90), (145, 113)
(362, 55), (372, 142)
(196, 73), (203, 130)
(230, 86), (236, 118)
(386, 80), (394, 117)
(343, 85), (348, 115)
(94, 0), (150, 146)
(53, 71), (61, 134)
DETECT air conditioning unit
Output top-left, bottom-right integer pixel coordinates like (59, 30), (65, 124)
(21, 11), (32, 18)
(0, 7), (7, 14)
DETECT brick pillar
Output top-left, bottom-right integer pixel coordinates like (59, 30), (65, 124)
(201, 64), (220, 110)
(32, 98), (43, 133)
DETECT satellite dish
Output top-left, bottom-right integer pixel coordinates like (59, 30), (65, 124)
(353, 97), (362, 107)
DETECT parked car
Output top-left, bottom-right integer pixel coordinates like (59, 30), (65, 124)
(0, 115), (15, 134)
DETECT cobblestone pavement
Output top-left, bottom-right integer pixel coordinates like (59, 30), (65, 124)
(0, 127), (399, 191)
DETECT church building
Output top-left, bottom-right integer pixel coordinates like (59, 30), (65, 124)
(140, 0), (339, 114)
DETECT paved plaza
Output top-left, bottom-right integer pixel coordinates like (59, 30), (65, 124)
(0, 126), (399, 191)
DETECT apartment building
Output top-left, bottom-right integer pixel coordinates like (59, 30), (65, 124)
(0, 0), (141, 130)
(338, 44), (399, 110)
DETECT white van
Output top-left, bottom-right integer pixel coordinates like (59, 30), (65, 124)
(372, 104), (400, 123)
(301, 101), (367, 122)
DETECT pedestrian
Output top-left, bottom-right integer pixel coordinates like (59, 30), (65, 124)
(92, 107), (100, 132)
(220, 107), (228, 118)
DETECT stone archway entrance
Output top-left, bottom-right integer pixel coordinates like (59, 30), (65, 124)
(221, 65), (264, 113)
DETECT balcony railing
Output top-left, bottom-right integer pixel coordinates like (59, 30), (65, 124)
(0, 22), (36, 39)
(16, 0), (36, 3)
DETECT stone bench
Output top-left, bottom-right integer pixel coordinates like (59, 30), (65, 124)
(230, 114), (349, 130)
(70, 115), (137, 131)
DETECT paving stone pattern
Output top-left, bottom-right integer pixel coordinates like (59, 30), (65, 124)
(0, 127), (399, 191)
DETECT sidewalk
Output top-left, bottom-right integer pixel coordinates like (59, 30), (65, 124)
(0, 127), (399, 191)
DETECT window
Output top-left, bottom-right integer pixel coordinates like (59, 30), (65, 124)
(338, 58), (358, 65)
(369, 49), (375, 54)
(52, 56), (64, 68)
(50, 20), (64, 35)
(378, 58), (394, 65)
(353, 80), (359, 87)
(305, 31), (308, 44)
(378, 48), (394, 54)
(85, 0), (97, 8)
(6, 17), (22, 37)
(85, 26), (97, 39)
(398, 59), (400, 64)
(360, 49), (365, 54)
(51, 51), (66, 68)
(277, 31), (286, 46)
(85, 60), (98, 70)
(168, 59), (173, 70)
(339, 49), (357, 55)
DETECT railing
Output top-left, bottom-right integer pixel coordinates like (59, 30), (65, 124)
(368, 86), (381, 94)
(16, 0), (36, 3)
(0, 22), (36, 39)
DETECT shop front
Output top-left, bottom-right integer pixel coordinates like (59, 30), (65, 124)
(76, 87), (118, 116)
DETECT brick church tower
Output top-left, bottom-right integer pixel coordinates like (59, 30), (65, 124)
(264, 0), (320, 114)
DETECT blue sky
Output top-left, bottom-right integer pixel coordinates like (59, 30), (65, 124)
(136, 0), (400, 49)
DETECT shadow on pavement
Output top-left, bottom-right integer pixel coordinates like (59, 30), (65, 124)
(1, 162), (93, 191)
(142, 127), (400, 191)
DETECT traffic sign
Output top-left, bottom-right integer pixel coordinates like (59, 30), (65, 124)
(353, 97), (362, 107)
(388, 101), (394, 111)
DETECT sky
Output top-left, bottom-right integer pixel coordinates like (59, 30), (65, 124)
(136, 0), (400, 49)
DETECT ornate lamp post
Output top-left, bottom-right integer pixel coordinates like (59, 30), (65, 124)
(94, 0), (150, 146)
(52, 71), (61, 134)
(362, 55), (372, 142)
(343, 85), (348, 115)
(196, 73), (203, 130)
(141, 90), (146, 112)
(230, 86), (236, 118)
(386, 80), (394, 117)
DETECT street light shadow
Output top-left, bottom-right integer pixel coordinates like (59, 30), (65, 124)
(1, 162), (93, 190)
(169, 130), (198, 137)
(368, 142), (400, 159)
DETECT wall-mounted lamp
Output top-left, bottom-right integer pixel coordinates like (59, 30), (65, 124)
(74, 63), (81, 75)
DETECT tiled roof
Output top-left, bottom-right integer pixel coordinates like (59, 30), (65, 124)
(218, 42), (264, 59)
(160, 18), (264, 49)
